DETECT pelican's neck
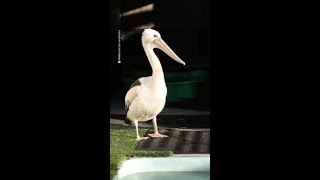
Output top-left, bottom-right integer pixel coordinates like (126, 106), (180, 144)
(143, 43), (164, 79)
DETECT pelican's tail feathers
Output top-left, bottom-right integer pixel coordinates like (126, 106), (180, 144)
(125, 117), (133, 125)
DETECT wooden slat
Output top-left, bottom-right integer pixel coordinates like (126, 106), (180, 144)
(120, 0), (154, 13)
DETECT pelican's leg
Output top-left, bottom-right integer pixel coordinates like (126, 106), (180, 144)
(148, 117), (168, 138)
(134, 120), (149, 141)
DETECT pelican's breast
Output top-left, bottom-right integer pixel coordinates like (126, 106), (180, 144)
(129, 82), (167, 121)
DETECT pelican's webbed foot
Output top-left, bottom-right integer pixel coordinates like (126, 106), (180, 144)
(148, 133), (168, 138)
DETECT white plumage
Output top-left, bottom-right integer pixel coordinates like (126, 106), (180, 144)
(125, 29), (186, 141)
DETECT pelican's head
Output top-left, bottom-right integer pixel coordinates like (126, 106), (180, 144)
(142, 29), (186, 66)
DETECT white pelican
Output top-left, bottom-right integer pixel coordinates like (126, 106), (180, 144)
(125, 29), (186, 141)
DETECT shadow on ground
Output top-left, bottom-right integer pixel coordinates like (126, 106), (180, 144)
(137, 128), (210, 154)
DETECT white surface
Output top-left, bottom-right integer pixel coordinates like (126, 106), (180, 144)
(113, 157), (210, 180)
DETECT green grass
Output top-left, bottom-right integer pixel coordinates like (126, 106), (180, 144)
(110, 128), (173, 180)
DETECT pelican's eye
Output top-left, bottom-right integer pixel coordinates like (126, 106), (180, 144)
(153, 35), (158, 38)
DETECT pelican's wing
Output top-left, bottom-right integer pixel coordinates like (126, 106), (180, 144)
(125, 77), (150, 112)
(125, 82), (140, 112)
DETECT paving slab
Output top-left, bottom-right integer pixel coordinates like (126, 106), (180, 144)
(136, 128), (210, 154)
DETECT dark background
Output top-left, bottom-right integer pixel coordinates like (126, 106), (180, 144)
(110, 0), (211, 111)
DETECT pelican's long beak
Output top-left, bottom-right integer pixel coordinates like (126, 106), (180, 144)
(154, 38), (186, 66)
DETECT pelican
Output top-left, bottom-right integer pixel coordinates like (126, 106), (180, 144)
(125, 29), (186, 141)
